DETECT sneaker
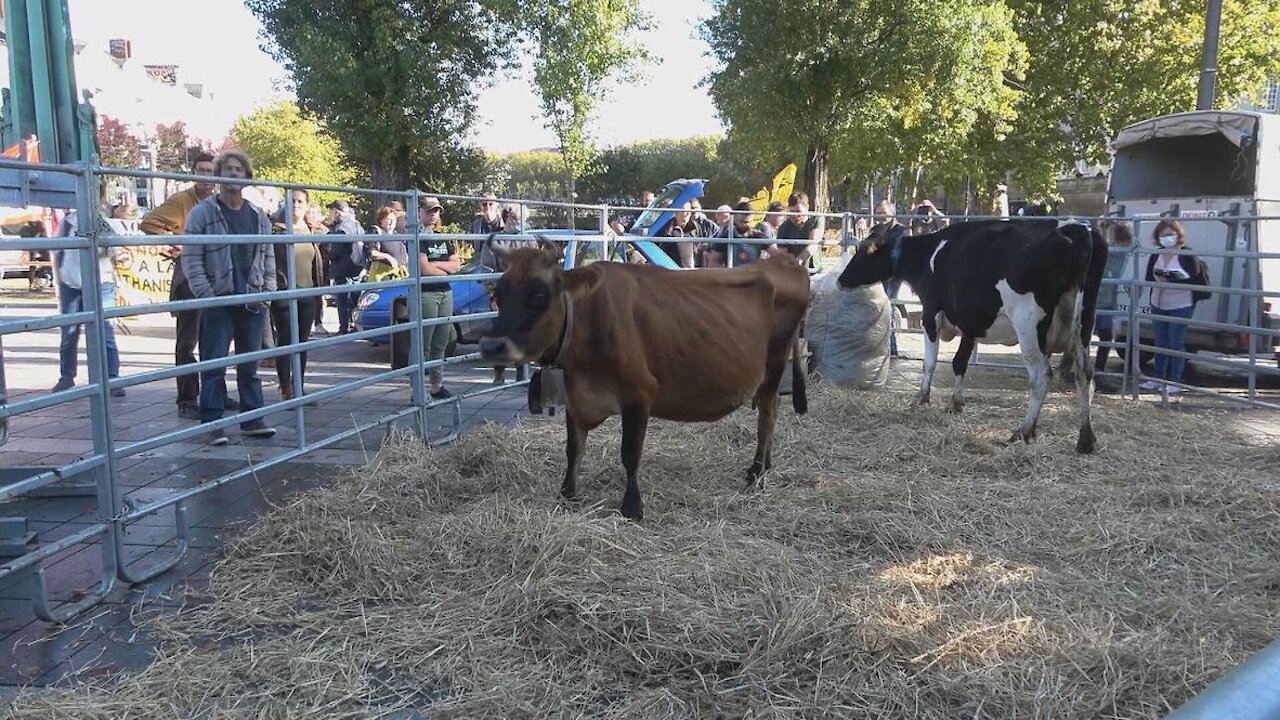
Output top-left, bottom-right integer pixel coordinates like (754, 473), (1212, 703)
(207, 428), (229, 446)
(312, 325), (331, 336)
(109, 386), (126, 398)
(1165, 384), (1183, 395)
(430, 387), (453, 400)
(51, 377), (74, 393)
(1139, 381), (1162, 392)
(178, 404), (202, 420)
(242, 423), (277, 439)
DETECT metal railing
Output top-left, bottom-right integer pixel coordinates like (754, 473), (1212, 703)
(3, 172), (1278, 627)
(1, 160), (607, 623)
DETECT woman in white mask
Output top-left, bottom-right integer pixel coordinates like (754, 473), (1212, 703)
(1141, 219), (1207, 393)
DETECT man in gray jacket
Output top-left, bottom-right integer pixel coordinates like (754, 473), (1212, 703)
(181, 151), (278, 445)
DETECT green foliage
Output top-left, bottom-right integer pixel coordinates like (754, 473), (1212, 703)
(580, 136), (759, 207)
(702, 0), (1027, 211)
(492, 150), (571, 200)
(1000, 0), (1280, 197)
(96, 115), (142, 168)
(529, 0), (652, 200)
(703, 0), (1280, 204)
(245, 0), (522, 192)
(231, 101), (353, 208)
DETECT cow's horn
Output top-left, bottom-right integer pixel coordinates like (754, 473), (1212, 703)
(486, 232), (509, 260)
(537, 237), (563, 262)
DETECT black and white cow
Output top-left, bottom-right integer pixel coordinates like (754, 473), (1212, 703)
(838, 219), (1108, 453)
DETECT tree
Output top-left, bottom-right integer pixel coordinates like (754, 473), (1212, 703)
(579, 136), (758, 207)
(96, 115), (142, 168)
(496, 150), (572, 201)
(702, 0), (1026, 212)
(154, 121), (198, 172)
(246, 0), (522, 192)
(529, 0), (651, 204)
(231, 101), (353, 207)
(997, 0), (1280, 197)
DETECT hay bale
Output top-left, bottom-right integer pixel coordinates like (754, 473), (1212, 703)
(8, 386), (1279, 719)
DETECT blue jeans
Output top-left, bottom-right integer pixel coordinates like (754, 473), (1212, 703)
(199, 304), (267, 425)
(883, 278), (903, 355)
(1152, 305), (1194, 382)
(57, 281), (120, 381)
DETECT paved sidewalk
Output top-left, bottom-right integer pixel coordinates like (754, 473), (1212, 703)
(1, 287), (534, 687)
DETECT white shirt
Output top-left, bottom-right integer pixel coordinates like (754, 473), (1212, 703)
(1151, 252), (1194, 311)
(56, 210), (120, 290)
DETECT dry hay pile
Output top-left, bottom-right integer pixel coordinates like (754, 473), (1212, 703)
(8, 384), (1280, 719)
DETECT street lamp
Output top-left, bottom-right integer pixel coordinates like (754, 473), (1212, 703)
(1197, 0), (1223, 110)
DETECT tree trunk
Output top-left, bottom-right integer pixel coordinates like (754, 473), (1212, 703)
(566, 172), (577, 230)
(802, 140), (830, 213)
(369, 147), (413, 212)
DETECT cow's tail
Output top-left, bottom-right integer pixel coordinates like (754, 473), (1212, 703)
(1072, 223), (1108, 353)
(791, 330), (808, 415)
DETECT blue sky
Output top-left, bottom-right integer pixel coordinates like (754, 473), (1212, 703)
(66, 0), (726, 152)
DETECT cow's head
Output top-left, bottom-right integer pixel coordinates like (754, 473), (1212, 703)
(837, 232), (899, 289)
(478, 241), (567, 365)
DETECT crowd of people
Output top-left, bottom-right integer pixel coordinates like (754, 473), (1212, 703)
(39, 152), (1210, 446)
(46, 151), (476, 445)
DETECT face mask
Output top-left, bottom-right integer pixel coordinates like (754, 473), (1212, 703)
(1158, 234), (1178, 248)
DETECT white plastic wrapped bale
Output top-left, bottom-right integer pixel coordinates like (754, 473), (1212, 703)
(805, 257), (893, 388)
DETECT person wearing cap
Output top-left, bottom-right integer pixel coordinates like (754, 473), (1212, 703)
(418, 196), (460, 398)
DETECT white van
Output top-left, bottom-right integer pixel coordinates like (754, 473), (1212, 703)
(1107, 110), (1280, 359)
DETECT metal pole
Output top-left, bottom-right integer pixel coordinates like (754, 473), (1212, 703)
(1197, 0), (1224, 110)
(1246, 218), (1259, 403)
(1126, 218), (1143, 398)
(284, 188), (305, 448)
(1167, 639), (1280, 719)
(407, 189), (429, 441)
(598, 203), (609, 262)
(74, 161), (121, 610)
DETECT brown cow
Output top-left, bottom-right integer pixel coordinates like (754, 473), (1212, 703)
(479, 245), (810, 520)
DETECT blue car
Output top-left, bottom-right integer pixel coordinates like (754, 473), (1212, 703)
(351, 178), (708, 362)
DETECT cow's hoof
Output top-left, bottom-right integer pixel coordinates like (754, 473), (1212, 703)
(744, 472), (767, 492)
(620, 496), (643, 521)
(915, 393), (931, 407)
(1076, 426), (1097, 454)
(1007, 428), (1036, 445)
(946, 400), (965, 414)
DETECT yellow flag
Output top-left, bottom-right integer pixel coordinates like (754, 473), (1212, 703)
(745, 163), (798, 224)
(770, 163), (797, 206)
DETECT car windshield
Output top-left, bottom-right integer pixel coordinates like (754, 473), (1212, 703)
(575, 237), (633, 266)
(629, 185), (683, 234)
